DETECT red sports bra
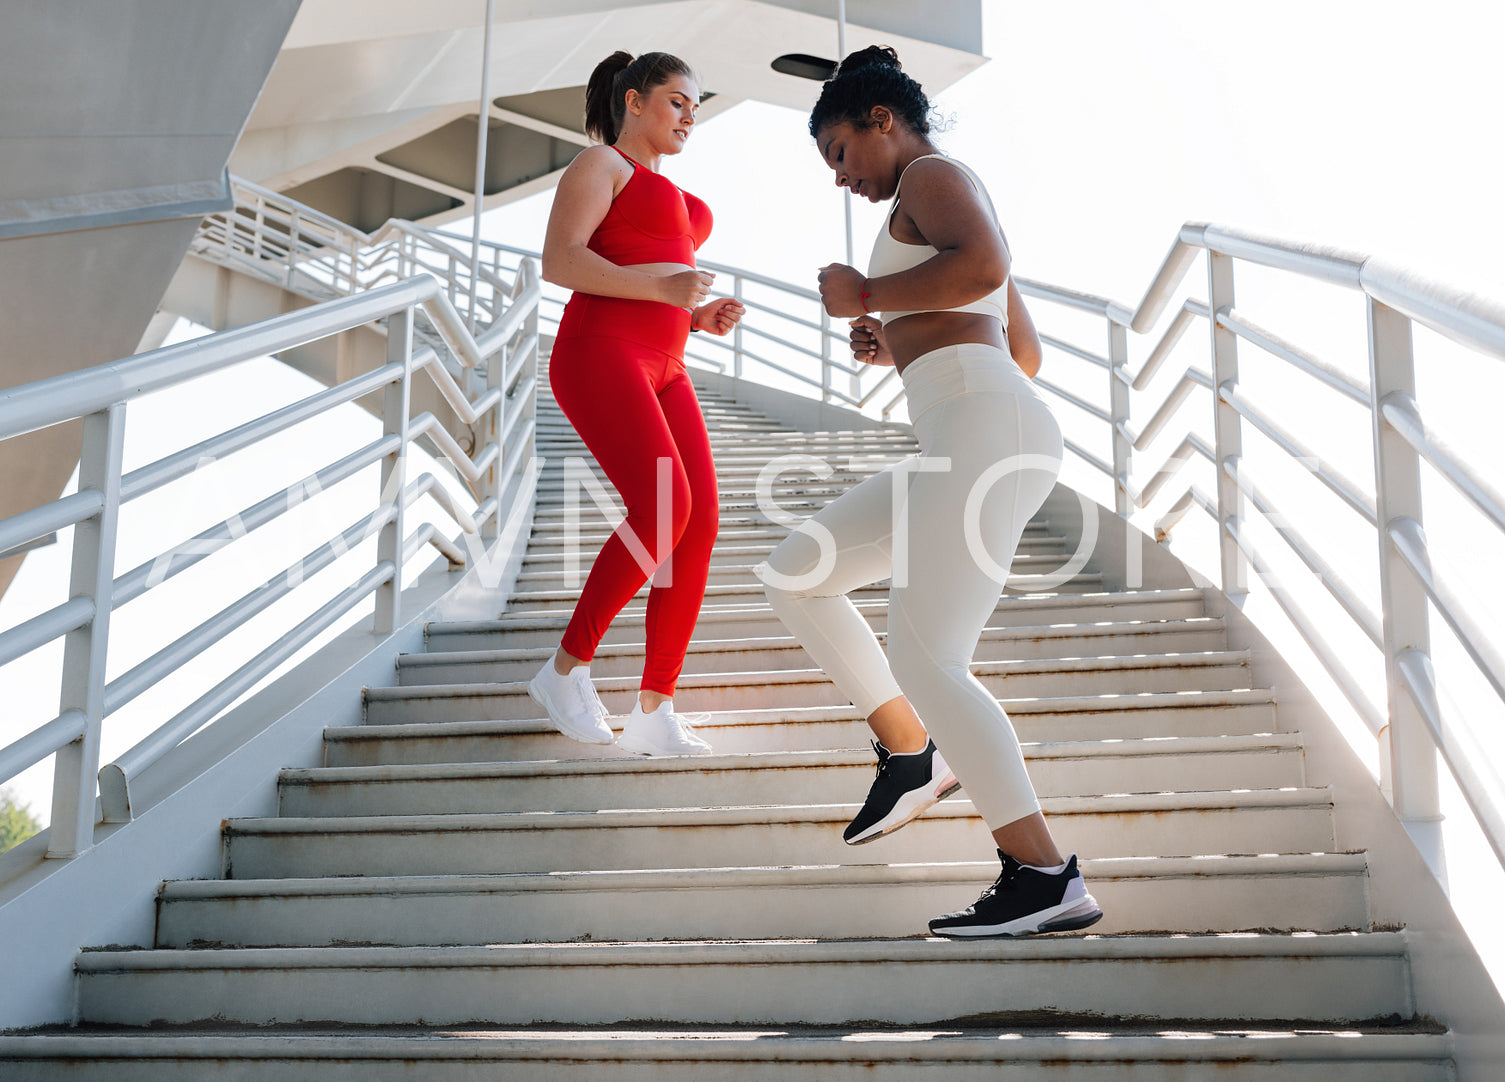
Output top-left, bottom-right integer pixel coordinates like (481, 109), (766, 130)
(587, 147), (712, 267)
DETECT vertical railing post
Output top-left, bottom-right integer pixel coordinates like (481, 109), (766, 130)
(733, 275), (745, 382)
(1107, 316), (1132, 517)
(518, 258), (540, 503)
(285, 209), (300, 288)
(483, 295), (509, 543)
(375, 307), (413, 633)
(1367, 296), (1445, 882)
(1207, 250), (1248, 597)
(48, 403), (126, 854)
(820, 309), (833, 406)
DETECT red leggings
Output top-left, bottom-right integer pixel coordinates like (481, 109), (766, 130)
(550, 295), (719, 696)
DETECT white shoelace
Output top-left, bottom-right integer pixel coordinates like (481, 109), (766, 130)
(569, 669), (609, 720)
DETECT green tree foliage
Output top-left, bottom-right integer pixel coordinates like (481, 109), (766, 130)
(1, 788), (42, 853)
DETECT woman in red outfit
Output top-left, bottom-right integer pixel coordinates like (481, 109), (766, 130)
(530, 51), (744, 756)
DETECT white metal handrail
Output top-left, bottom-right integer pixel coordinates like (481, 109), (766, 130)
(0, 259), (540, 852)
(974, 222), (1505, 887)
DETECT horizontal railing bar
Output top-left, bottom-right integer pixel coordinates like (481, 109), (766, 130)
(0, 489), (104, 557)
(411, 348), (498, 427)
(1016, 277), (1115, 317)
(728, 294), (832, 336)
(114, 436), (400, 607)
(0, 278), (438, 441)
(1133, 433), (1215, 508)
(1390, 517), (1505, 708)
(1360, 258), (1505, 362)
(856, 366), (900, 408)
(683, 350), (728, 374)
(0, 710), (86, 787)
(121, 365), (399, 501)
(1064, 437), (1112, 477)
(404, 473), (479, 537)
(1226, 518), (1386, 736)
(734, 347), (825, 392)
(1220, 309), (1369, 405)
(1041, 335), (1110, 370)
(735, 321), (831, 364)
(1126, 368), (1213, 450)
(99, 561), (396, 820)
(1218, 383), (1378, 524)
(699, 260), (822, 302)
(1225, 459), (1383, 646)
(1126, 230), (1206, 333)
(1153, 484), (1216, 541)
(0, 597), (94, 670)
(407, 413), (495, 494)
(102, 504), (398, 716)
(1127, 300), (1209, 390)
(230, 176), (372, 241)
(1381, 392), (1505, 536)
(1033, 377), (1110, 422)
(403, 522), (466, 567)
(1202, 224), (1368, 289)
(1397, 650), (1505, 870)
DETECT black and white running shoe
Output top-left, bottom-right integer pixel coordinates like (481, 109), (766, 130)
(843, 739), (960, 845)
(929, 851), (1103, 938)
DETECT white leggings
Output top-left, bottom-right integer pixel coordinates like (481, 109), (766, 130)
(756, 343), (1064, 830)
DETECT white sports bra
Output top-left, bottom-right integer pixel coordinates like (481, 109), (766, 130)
(866, 154), (1010, 329)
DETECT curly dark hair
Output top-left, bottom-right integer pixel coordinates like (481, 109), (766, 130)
(584, 50), (698, 145)
(808, 45), (934, 139)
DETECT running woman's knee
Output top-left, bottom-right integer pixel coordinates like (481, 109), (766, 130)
(755, 528), (832, 602)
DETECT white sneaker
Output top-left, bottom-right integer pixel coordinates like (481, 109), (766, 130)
(618, 700), (714, 756)
(527, 660), (615, 745)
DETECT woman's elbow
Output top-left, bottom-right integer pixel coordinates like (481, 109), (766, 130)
(1011, 338), (1042, 378)
(540, 251), (563, 287)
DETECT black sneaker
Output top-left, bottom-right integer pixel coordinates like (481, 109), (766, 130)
(842, 739), (960, 845)
(929, 851), (1103, 937)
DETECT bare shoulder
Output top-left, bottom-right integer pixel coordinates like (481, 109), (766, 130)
(562, 144), (633, 187)
(902, 156), (986, 201)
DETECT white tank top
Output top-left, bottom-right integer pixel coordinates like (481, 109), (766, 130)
(866, 154), (1010, 330)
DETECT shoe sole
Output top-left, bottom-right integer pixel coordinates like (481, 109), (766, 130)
(617, 737), (714, 757)
(527, 678), (615, 745)
(929, 895), (1104, 939)
(844, 774), (962, 846)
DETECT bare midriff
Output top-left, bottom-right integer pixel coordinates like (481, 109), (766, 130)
(622, 261), (697, 277)
(886, 311), (1009, 374)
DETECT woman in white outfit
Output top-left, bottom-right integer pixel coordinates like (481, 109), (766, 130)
(757, 45), (1102, 937)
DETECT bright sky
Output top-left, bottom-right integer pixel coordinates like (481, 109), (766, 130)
(3, 0), (1504, 997)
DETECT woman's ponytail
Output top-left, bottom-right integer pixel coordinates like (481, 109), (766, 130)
(584, 50), (634, 145)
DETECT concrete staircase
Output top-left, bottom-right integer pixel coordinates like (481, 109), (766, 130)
(0, 371), (1456, 1078)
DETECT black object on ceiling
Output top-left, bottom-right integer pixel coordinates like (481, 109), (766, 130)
(772, 53), (837, 81)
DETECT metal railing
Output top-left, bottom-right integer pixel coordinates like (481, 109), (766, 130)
(454, 237), (905, 415)
(0, 256), (540, 855)
(974, 223), (1503, 885)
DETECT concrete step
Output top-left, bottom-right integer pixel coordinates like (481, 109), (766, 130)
(399, 618), (1231, 684)
(0, 1028), (1454, 1081)
(365, 652), (1255, 720)
(517, 533), (1072, 569)
(221, 789), (1335, 879)
(286, 735), (1306, 816)
(338, 692), (1285, 764)
(157, 851), (1368, 948)
(503, 573), (1108, 614)
(72, 932), (1409, 1027)
(507, 551), (1073, 595)
(427, 588), (1215, 651)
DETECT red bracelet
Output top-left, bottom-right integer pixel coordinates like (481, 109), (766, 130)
(859, 278), (873, 314)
